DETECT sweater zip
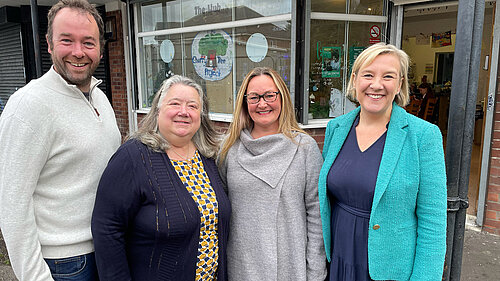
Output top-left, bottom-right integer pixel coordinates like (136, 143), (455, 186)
(84, 81), (103, 121)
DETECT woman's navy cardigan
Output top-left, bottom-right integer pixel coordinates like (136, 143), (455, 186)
(92, 139), (231, 281)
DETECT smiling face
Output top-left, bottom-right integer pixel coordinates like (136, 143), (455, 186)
(158, 84), (201, 144)
(47, 8), (101, 92)
(246, 74), (282, 135)
(354, 53), (402, 118)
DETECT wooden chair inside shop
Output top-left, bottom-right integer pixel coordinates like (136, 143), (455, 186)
(406, 97), (422, 116)
(423, 97), (438, 121)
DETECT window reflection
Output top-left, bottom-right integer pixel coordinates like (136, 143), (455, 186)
(309, 20), (345, 119)
(311, 0), (383, 15)
(182, 0), (234, 27)
(138, 0), (292, 31)
(183, 30), (235, 114)
(235, 0), (291, 20)
(235, 22), (292, 91)
(139, 1), (181, 32)
(138, 24), (291, 113)
(308, 20), (385, 119)
(137, 0), (293, 112)
(139, 34), (182, 108)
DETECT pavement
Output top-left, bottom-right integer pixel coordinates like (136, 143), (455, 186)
(0, 216), (499, 280)
(459, 215), (500, 281)
(0, 231), (14, 281)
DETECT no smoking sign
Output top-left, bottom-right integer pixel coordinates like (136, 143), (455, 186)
(369, 25), (381, 44)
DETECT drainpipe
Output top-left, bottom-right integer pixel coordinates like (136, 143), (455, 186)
(30, 0), (42, 78)
(443, 0), (485, 280)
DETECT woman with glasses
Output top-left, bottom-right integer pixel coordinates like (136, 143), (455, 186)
(218, 67), (327, 281)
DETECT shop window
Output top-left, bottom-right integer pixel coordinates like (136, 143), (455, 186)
(234, 23), (292, 95)
(137, 33), (182, 108)
(138, 1), (182, 32)
(181, 0), (234, 28)
(309, 20), (346, 119)
(306, 0), (387, 124)
(135, 0), (387, 124)
(135, 0), (292, 116)
(235, 0), (291, 20)
(312, 0), (383, 15)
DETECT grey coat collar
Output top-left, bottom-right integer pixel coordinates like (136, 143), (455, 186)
(237, 128), (298, 188)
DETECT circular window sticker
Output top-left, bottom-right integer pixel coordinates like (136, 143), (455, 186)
(246, 33), (268, 63)
(192, 30), (233, 81)
(160, 40), (175, 63)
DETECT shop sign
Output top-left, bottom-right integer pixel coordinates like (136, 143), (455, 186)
(192, 30), (233, 81)
(194, 3), (226, 16)
(320, 46), (341, 78)
(369, 25), (381, 44)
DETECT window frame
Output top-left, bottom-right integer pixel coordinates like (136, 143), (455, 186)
(300, 0), (389, 126)
(133, 0), (295, 123)
(131, 0), (390, 126)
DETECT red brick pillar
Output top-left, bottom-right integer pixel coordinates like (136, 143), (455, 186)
(106, 10), (129, 140)
(305, 128), (326, 152)
(484, 81), (500, 235)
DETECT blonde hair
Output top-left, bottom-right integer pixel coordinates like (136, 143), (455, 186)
(218, 67), (305, 165)
(128, 75), (220, 158)
(346, 43), (410, 107)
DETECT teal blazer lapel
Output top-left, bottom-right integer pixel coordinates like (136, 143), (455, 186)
(371, 104), (409, 211)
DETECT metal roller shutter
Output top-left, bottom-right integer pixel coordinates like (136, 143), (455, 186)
(0, 23), (25, 115)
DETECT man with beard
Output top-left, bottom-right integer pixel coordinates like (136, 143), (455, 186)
(0, 1), (121, 280)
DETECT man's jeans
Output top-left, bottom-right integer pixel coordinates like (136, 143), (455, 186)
(45, 252), (99, 281)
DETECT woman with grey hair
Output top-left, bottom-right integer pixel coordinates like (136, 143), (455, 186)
(91, 75), (231, 281)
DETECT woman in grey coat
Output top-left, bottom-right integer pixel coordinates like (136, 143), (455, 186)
(218, 67), (327, 281)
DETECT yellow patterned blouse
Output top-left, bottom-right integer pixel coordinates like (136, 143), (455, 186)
(171, 150), (219, 280)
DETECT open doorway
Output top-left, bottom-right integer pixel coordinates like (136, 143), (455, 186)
(400, 1), (496, 216)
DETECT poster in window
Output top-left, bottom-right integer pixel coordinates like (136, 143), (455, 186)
(348, 46), (365, 75)
(321, 46), (341, 78)
(329, 88), (343, 117)
(192, 30), (233, 81)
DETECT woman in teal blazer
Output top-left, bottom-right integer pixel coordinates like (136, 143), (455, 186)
(318, 43), (447, 280)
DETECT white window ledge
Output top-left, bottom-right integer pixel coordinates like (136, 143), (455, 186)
(300, 119), (330, 129)
(134, 109), (331, 129)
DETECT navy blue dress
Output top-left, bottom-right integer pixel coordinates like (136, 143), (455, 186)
(327, 117), (386, 281)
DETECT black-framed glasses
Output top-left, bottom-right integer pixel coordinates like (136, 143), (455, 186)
(245, 91), (280, 104)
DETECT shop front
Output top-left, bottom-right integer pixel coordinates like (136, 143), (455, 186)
(130, 0), (389, 135)
(123, 0), (500, 235)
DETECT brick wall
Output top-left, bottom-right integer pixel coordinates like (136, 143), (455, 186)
(106, 10), (129, 140)
(485, 82), (500, 235)
(305, 128), (326, 151)
(213, 121), (230, 134)
(212, 122), (326, 151)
